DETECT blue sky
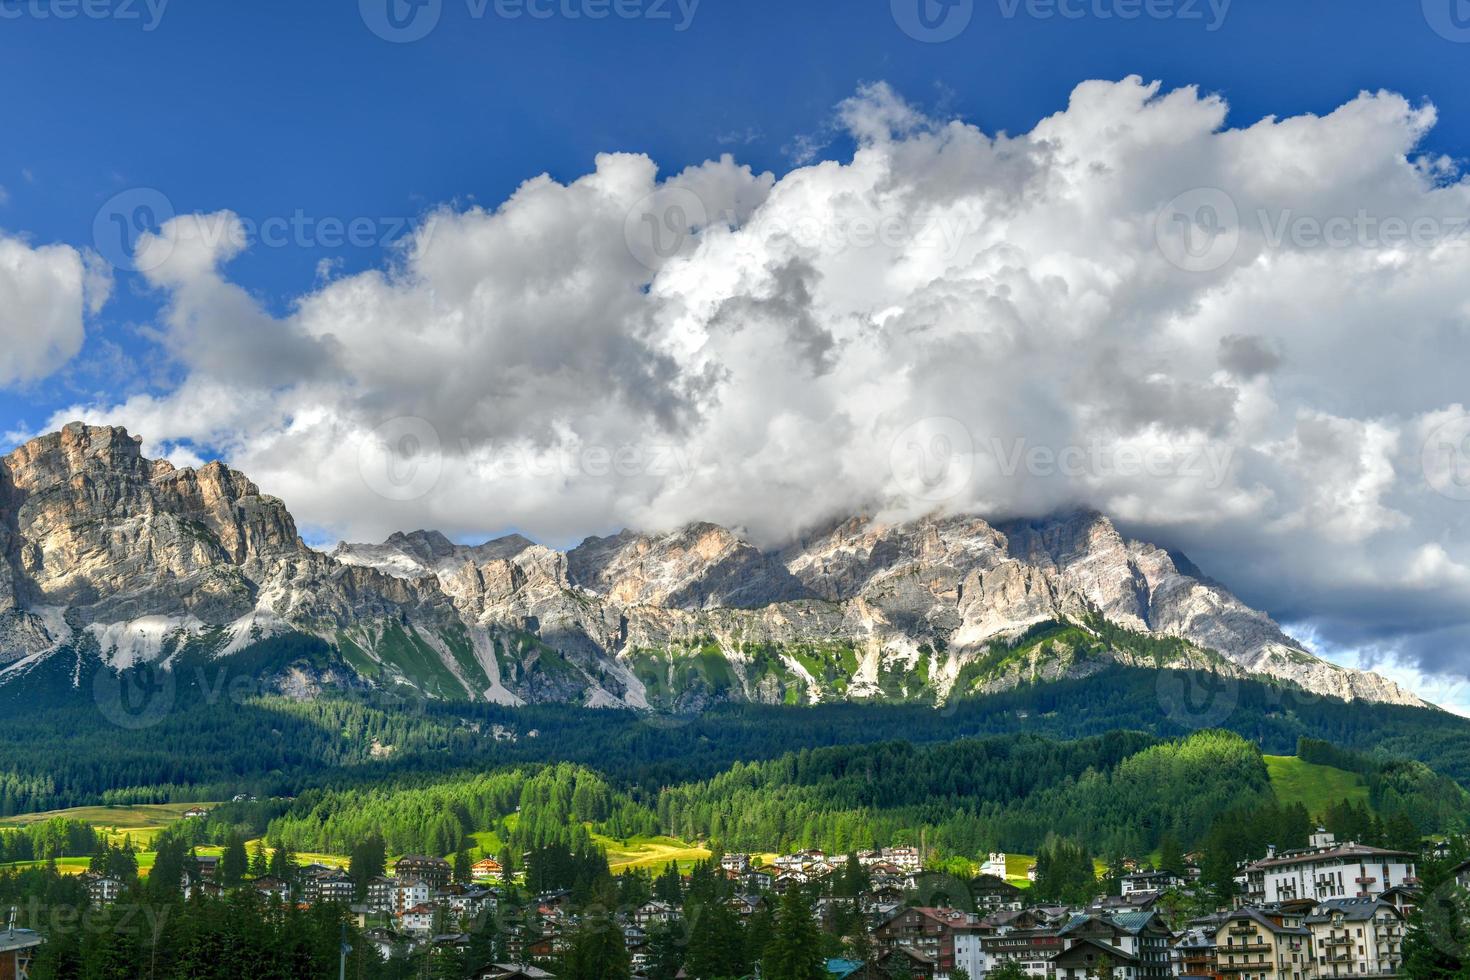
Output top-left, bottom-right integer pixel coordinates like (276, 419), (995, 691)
(4, 0), (1470, 709)
(3, 0), (1469, 438)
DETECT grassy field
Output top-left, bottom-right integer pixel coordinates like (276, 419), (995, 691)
(0, 802), (216, 857)
(591, 832), (712, 874)
(1265, 755), (1369, 818)
(0, 802), (210, 839)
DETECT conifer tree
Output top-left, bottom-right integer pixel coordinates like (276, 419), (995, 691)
(762, 887), (825, 980)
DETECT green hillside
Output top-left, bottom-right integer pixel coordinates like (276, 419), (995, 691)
(1265, 754), (1370, 818)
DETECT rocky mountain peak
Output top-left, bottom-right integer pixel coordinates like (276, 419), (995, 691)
(0, 426), (1432, 711)
(4, 422), (152, 492)
(568, 522), (811, 609)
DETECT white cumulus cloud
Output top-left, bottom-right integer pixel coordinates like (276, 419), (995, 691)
(40, 76), (1470, 693)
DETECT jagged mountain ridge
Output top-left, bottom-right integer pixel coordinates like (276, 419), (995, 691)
(0, 423), (1424, 710)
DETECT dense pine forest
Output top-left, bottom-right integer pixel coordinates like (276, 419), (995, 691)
(3, 632), (1470, 816)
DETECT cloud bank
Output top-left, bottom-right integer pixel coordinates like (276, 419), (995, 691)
(28, 76), (1470, 691)
(0, 234), (109, 387)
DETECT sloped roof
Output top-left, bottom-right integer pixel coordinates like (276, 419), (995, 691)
(1052, 937), (1139, 965)
(1248, 844), (1413, 870)
(1061, 910), (1162, 936)
(1222, 907), (1309, 937)
(1306, 898), (1400, 924)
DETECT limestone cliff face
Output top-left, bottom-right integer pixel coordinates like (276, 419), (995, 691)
(1, 424), (299, 628)
(0, 423), (1427, 710)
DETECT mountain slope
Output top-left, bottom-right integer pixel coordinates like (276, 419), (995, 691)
(0, 423), (1425, 710)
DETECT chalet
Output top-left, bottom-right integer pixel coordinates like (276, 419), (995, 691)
(875, 906), (981, 975)
(875, 946), (937, 979)
(444, 886), (495, 923)
(773, 848), (827, 871)
(1052, 936), (1140, 980)
(1053, 910), (1174, 980)
(431, 933), (471, 953)
(856, 846), (922, 873)
(181, 806), (210, 819)
(727, 895), (763, 919)
(1379, 884), (1420, 917)
(472, 966), (557, 980)
(970, 873), (1024, 912)
(1121, 870), (1187, 896)
(956, 916), (1066, 979)
(471, 858), (504, 880)
(1212, 907), (1313, 980)
(633, 900), (680, 928)
(866, 879), (907, 906)
(253, 877), (291, 902)
(879, 846), (923, 872)
(395, 854), (452, 890)
(1092, 891), (1163, 913)
(1171, 922), (1220, 979)
(1305, 898), (1405, 979)
(396, 903), (437, 936)
(720, 852), (751, 874)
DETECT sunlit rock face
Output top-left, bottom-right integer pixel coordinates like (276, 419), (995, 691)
(0, 424), (1424, 709)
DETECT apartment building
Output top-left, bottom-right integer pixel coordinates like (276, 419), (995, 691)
(1305, 898), (1405, 979)
(1213, 908), (1313, 980)
(1238, 834), (1416, 905)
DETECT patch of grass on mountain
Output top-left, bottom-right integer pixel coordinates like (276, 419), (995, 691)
(591, 831), (711, 873)
(1265, 754), (1370, 819)
(788, 641), (860, 696)
(374, 622), (468, 699)
(675, 643), (737, 696)
(626, 643), (739, 707)
(741, 643), (804, 704)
